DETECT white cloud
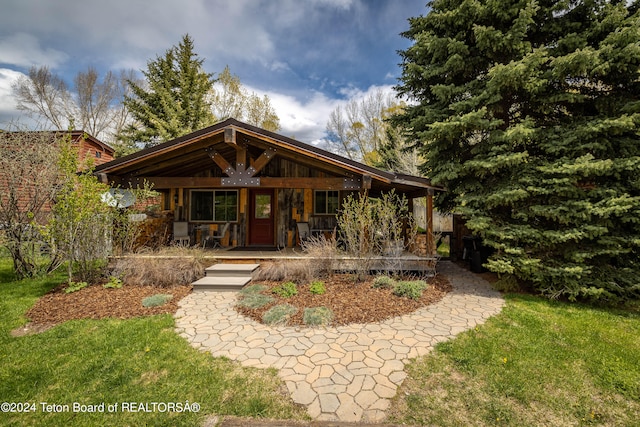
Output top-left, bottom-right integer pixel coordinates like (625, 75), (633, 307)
(0, 68), (49, 128)
(0, 33), (68, 68)
(251, 83), (399, 145)
(0, 68), (22, 113)
(264, 90), (340, 143)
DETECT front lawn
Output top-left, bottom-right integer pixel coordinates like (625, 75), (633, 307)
(0, 258), (307, 426)
(388, 293), (640, 426)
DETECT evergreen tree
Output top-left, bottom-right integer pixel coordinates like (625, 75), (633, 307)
(395, 0), (640, 301)
(120, 34), (215, 147)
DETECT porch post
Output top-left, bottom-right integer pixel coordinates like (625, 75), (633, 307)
(426, 189), (435, 255)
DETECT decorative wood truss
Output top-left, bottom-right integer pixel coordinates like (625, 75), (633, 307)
(94, 119), (439, 198)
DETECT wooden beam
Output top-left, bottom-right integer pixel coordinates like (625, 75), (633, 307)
(224, 127), (236, 145)
(247, 147), (276, 176)
(206, 149), (235, 176)
(261, 177), (351, 190)
(124, 176), (223, 189)
(236, 145), (247, 173)
(121, 176), (357, 190)
(362, 175), (372, 190)
(426, 191), (435, 255)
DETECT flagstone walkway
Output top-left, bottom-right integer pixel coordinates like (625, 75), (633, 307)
(174, 261), (504, 423)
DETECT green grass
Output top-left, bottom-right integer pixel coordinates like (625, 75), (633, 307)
(436, 240), (450, 257)
(0, 258), (307, 426)
(388, 293), (640, 426)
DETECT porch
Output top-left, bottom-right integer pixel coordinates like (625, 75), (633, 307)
(113, 247), (438, 273)
(97, 119), (443, 257)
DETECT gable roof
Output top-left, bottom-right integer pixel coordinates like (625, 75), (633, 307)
(69, 130), (115, 155)
(1, 129), (115, 154)
(94, 118), (440, 194)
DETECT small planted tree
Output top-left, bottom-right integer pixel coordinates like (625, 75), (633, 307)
(48, 135), (113, 284)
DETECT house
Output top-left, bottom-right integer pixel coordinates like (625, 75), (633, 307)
(0, 130), (115, 220)
(0, 129), (115, 169)
(93, 119), (440, 252)
(68, 130), (116, 168)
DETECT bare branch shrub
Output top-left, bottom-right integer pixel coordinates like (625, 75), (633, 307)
(0, 126), (63, 278)
(337, 190), (423, 279)
(337, 192), (376, 280)
(301, 233), (338, 279)
(373, 190), (418, 275)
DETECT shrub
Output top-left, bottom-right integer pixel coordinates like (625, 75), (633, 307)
(142, 293), (173, 307)
(240, 284), (269, 295)
(393, 280), (428, 300)
(272, 281), (298, 298)
(309, 280), (326, 295)
(337, 190), (421, 280)
(262, 304), (297, 326)
(65, 281), (88, 294)
(254, 261), (310, 284)
(303, 307), (333, 326)
(237, 293), (274, 309)
(372, 275), (396, 289)
(103, 276), (123, 289)
(107, 255), (204, 287)
(301, 234), (338, 279)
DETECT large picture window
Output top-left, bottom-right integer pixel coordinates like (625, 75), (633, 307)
(190, 190), (238, 222)
(314, 190), (339, 215)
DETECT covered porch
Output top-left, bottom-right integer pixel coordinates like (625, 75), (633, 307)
(111, 246), (439, 275)
(95, 119), (441, 255)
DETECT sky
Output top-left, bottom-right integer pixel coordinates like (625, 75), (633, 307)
(0, 0), (428, 145)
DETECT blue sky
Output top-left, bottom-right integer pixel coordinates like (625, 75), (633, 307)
(0, 0), (428, 144)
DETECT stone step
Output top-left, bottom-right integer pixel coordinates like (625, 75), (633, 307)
(192, 276), (251, 291)
(205, 263), (260, 278)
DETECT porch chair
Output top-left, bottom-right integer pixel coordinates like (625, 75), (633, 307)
(208, 222), (230, 249)
(173, 222), (190, 246)
(296, 222), (311, 247)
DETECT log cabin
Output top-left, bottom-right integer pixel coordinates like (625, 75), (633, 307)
(93, 119), (441, 252)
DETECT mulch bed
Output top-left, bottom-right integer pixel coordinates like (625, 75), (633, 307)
(236, 274), (452, 327)
(24, 283), (192, 326)
(18, 273), (451, 334)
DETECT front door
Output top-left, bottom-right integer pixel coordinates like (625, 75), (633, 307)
(249, 189), (274, 246)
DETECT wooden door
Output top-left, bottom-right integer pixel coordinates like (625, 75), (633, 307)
(249, 189), (274, 246)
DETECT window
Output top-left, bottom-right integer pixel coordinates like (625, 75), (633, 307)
(255, 194), (271, 219)
(314, 190), (339, 215)
(190, 190), (238, 222)
(95, 151), (102, 158)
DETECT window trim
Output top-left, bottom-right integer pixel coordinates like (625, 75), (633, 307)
(313, 190), (340, 215)
(189, 189), (238, 223)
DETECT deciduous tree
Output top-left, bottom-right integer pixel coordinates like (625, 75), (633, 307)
(209, 66), (280, 131)
(12, 66), (135, 143)
(12, 66), (72, 131)
(326, 88), (394, 163)
(395, 0), (640, 301)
